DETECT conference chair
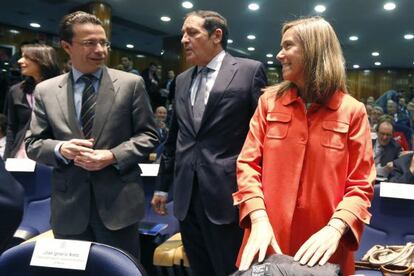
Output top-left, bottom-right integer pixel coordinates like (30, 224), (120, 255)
(355, 184), (414, 275)
(0, 241), (148, 275)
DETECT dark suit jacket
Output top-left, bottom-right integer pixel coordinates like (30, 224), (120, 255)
(25, 67), (159, 235)
(373, 138), (401, 166)
(0, 158), (24, 252)
(389, 153), (414, 183)
(4, 82), (32, 159)
(158, 53), (267, 223)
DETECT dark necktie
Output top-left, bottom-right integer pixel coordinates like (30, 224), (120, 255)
(80, 74), (96, 138)
(193, 67), (209, 131)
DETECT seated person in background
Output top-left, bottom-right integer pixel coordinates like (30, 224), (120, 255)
(366, 95), (375, 106)
(370, 105), (384, 134)
(386, 99), (411, 128)
(389, 152), (414, 183)
(149, 106), (169, 162)
(120, 56), (140, 75)
(373, 116), (402, 177)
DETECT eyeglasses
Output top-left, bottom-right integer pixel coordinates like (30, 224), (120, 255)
(72, 40), (111, 48)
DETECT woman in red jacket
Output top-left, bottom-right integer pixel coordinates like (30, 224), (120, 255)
(233, 17), (375, 275)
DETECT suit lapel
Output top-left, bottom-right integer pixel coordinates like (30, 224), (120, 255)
(201, 54), (238, 129)
(93, 67), (117, 141)
(56, 72), (83, 137)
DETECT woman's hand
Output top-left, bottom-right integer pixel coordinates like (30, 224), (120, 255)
(294, 219), (347, 267)
(239, 210), (282, 271)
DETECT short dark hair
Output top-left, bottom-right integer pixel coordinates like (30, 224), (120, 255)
(376, 115), (394, 132)
(185, 10), (228, 50)
(59, 11), (103, 43)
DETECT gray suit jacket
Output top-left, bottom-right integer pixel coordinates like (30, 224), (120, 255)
(158, 53), (267, 223)
(26, 67), (159, 235)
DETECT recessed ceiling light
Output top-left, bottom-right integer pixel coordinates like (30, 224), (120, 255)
(161, 50), (165, 55)
(267, 61), (274, 65)
(269, 67), (276, 71)
(247, 47), (255, 51)
(248, 3), (260, 11)
(136, 54), (146, 58)
(30, 22), (41, 28)
(126, 44), (134, 49)
(227, 39), (233, 44)
(384, 2), (396, 10)
(349, 36), (359, 41)
(372, 52), (380, 56)
(363, 69), (371, 73)
(4, 62), (9, 66)
(247, 34), (256, 40)
(404, 34), (414, 40)
(160, 16), (171, 22)
(266, 53), (273, 58)
(9, 29), (20, 34)
(182, 1), (193, 9)
(2, 69), (7, 72)
(314, 4), (326, 13)
(353, 64), (360, 69)
(374, 62), (382, 66)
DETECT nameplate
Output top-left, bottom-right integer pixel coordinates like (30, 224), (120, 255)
(139, 163), (160, 176)
(30, 239), (91, 270)
(5, 158), (36, 172)
(380, 182), (414, 200)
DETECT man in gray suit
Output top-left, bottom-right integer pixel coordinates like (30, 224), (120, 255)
(25, 11), (158, 259)
(151, 10), (267, 276)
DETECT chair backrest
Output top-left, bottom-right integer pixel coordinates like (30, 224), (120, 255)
(0, 241), (147, 276)
(356, 184), (414, 260)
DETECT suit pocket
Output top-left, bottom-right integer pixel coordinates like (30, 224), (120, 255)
(266, 112), (291, 139)
(321, 120), (349, 150)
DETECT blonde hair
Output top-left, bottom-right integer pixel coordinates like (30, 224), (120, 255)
(266, 17), (347, 104)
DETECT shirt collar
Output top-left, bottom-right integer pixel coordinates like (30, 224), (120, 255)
(72, 67), (103, 83)
(197, 50), (226, 73)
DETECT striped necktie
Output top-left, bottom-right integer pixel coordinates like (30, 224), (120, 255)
(80, 74), (96, 138)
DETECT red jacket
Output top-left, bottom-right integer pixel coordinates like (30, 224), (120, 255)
(233, 88), (375, 275)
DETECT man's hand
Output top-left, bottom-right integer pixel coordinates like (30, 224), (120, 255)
(385, 161), (394, 173)
(151, 194), (168, 215)
(239, 210), (282, 271)
(60, 139), (94, 160)
(294, 219), (346, 267)
(74, 149), (116, 171)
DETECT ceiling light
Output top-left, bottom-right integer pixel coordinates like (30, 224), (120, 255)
(30, 22), (41, 28)
(160, 16), (171, 22)
(9, 29), (20, 34)
(374, 62), (382, 66)
(267, 61), (274, 65)
(126, 44), (134, 49)
(349, 36), (358, 41)
(247, 47), (255, 51)
(372, 52), (380, 56)
(227, 39), (233, 44)
(247, 35), (256, 40)
(383, 2), (396, 10)
(136, 54), (146, 58)
(353, 64), (360, 69)
(266, 53), (273, 58)
(4, 62), (9, 66)
(182, 1), (193, 9)
(248, 3), (260, 11)
(363, 70), (371, 73)
(314, 5), (326, 13)
(404, 34), (414, 40)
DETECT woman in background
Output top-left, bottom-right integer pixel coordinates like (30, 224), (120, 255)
(4, 44), (60, 159)
(234, 17), (375, 275)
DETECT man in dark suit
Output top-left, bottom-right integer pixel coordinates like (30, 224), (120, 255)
(373, 117), (401, 177)
(0, 158), (24, 253)
(389, 152), (414, 183)
(151, 10), (267, 276)
(25, 11), (159, 259)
